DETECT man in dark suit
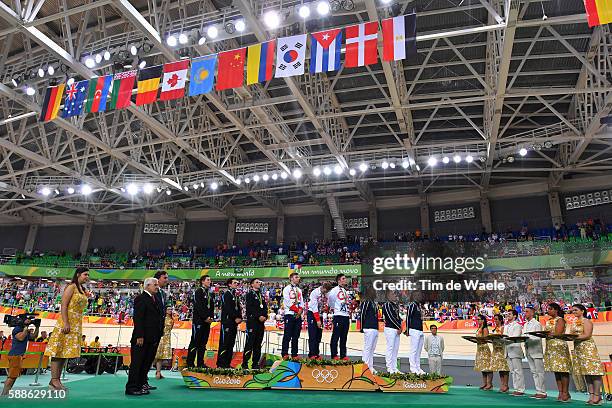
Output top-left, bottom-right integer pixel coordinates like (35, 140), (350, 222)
(242, 278), (268, 369)
(125, 277), (162, 396)
(187, 275), (214, 368)
(216, 278), (242, 368)
(140, 270), (168, 390)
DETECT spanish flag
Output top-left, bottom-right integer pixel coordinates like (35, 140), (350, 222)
(247, 40), (275, 85)
(39, 84), (65, 122)
(135, 65), (162, 105)
(584, 0), (612, 27)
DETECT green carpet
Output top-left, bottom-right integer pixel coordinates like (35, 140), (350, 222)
(2, 372), (591, 407)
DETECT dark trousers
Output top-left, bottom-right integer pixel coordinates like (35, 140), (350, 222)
(281, 314), (302, 357)
(186, 322), (211, 368)
(143, 337), (160, 384)
(330, 315), (350, 358)
(126, 339), (157, 392)
(307, 311), (322, 357)
(216, 322), (237, 368)
(242, 320), (265, 369)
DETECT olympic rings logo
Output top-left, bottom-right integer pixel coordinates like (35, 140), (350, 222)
(311, 368), (338, 383)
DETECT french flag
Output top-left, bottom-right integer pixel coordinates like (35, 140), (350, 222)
(310, 29), (343, 74)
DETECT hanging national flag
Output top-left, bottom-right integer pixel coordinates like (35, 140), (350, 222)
(345, 22), (378, 68)
(216, 48), (246, 91)
(159, 60), (190, 101)
(275, 34), (307, 78)
(62, 80), (89, 118)
(39, 84), (65, 122)
(189, 55), (217, 96)
(310, 29), (343, 74)
(584, 0), (612, 27)
(135, 65), (163, 105)
(85, 75), (112, 113)
(382, 13), (417, 62)
(109, 70), (137, 110)
(247, 40), (275, 85)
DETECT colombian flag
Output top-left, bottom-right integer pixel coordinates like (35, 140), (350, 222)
(39, 84), (65, 122)
(247, 40), (275, 85)
(584, 0), (612, 26)
(135, 65), (162, 105)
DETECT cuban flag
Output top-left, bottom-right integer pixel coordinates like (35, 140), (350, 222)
(310, 29), (343, 74)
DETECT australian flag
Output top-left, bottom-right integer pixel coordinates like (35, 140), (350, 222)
(62, 80), (89, 118)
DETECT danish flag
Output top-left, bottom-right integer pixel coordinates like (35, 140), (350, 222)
(345, 22), (378, 68)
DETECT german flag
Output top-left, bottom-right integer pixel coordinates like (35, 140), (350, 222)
(135, 65), (162, 105)
(584, 0), (612, 27)
(39, 84), (65, 122)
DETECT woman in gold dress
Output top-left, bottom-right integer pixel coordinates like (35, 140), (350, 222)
(44, 267), (90, 391)
(544, 302), (572, 402)
(474, 314), (493, 390)
(571, 304), (604, 405)
(490, 314), (510, 392)
(154, 307), (175, 379)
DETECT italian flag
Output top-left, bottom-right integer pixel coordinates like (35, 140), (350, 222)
(382, 14), (417, 62)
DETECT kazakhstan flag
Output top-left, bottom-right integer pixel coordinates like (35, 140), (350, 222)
(189, 55), (217, 96)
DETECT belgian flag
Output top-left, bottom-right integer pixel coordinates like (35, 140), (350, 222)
(39, 84), (65, 122)
(135, 65), (162, 106)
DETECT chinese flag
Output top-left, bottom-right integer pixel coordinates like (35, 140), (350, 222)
(216, 48), (246, 91)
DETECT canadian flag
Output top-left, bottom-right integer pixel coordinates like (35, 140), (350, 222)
(345, 22), (378, 68)
(159, 60), (189, 101)
(382, 14), (417, 62)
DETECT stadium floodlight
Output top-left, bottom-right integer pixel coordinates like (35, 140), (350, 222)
(262, 173), (269, 181)
(235, 20), (246, 32)
(143, 184), (154, 194)
(349, 168), (356, 176)
(166, 35), (178, 47)
(103, 50), (111, 61)
(130, 45), (138, 55)
(442, 156), (450, 164)
(38, 68), (45, 77)
(253, 174), (260, 182)
(271, 173), (278, 180)
(67, 187), (75, 194)
(334, 165), (343, 175)
(466, 155), (474, 163)
(453, 154), (461, 163)
(236, 178), (242, 185)
(519, 147), (528, 156)
(81, 184), (92, 195)
(127, 183), (138, 195)
(178, 33), (189, 44)
(245, 177), (251, 184)
(40, 187), (51, 196)
(323, 166), (332, 176)
(298, 5), (311, 18)
(381, 161), (389, 169)
(359, 162), (368, 172)
(94, 54), (102, 64)
(25, 86), (36, 96)
(47, 65), (55, 75)
(401, 160), (409, 169)
(280, 171), (288, 179)
(210, 182), (218, 190)
(292, 168), (303, 179)
(166, 189), (171, 195)
(84, 56), (96, 68)
(207, 26), (218, 39)
(317, 1), (330, 15)
(428, 157), (437, 167)
(263, 10), (281, 29)
(313, 167), (321, 177)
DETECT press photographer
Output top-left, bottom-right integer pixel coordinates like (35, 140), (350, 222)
(1, 313), (40, 396)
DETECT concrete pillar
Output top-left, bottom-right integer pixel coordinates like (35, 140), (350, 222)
(79, 216), (94, 255)
(368, 206), (378, 239)
(420, 197), (430, 238)
(548, 191), (564, 227)
(324, 212), (332, 240)
(227, 216), (236, 246)
(480, 196), (492, 233)
(24, 224), (39, 254)
(131, 216), (145, 253)
(276, 215), (285, 244)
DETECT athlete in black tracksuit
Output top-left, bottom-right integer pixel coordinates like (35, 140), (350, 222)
(242, 279), (268, 369)
(186, 275), (214, 368)
(216, 279), (242, 368)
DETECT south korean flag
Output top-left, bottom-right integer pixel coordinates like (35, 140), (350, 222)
(275, 34), (307, 78)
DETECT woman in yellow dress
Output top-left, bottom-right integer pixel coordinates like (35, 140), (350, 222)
(571, 304), (604, 405)
(44, 267), (90, 391)
(154, 307), (175, 379)
(544, 302), (572, 402)
(474, 314), (493, 390)
(490, 314), (510, 392)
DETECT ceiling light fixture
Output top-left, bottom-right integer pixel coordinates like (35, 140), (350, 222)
(263, 10), (281, 29)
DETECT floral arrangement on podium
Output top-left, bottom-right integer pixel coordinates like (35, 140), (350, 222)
(374, 372), (453, 393)
(268, 358), (379, 391)
(181, 367), (270, 389)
